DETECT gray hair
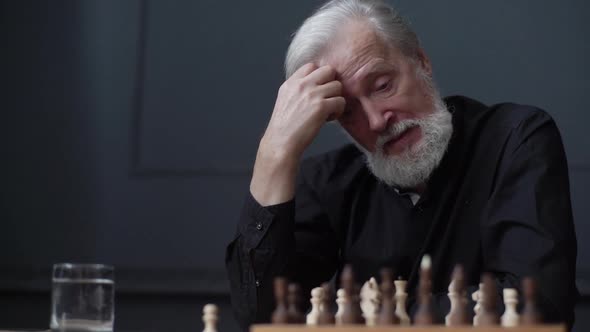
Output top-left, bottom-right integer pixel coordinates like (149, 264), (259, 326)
(285, 0), (420, 78)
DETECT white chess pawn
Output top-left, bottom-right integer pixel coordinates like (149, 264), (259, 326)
(501, 288), (520, 327)
(306, 287), (324, 325)
(202, 304), (218, 332)
(360, 277), (381, 326)
(394, 279), (410, 325)
(472, 283), (483, 326)
(335, 288), (346, 325)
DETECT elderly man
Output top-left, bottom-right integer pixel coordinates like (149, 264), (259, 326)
(225, 0), (578, 329)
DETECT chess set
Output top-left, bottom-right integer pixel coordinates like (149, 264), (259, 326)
(202, 255), (565, 332)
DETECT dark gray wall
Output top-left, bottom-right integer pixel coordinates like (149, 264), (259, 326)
(1, 0), (589, 331)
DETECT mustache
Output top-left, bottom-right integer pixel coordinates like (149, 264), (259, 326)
(375, 119), (422, 151)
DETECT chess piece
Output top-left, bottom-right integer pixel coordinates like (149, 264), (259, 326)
(501, 288), (520, 327)
(521, 277), (542, 325)
(394, 277), (411, 325)
(472, 283), (483, 326)
(340, 264), (364, 324)
(287, 283), (305, 324)
(335, 288), (346, 324)
(202, 304), (218, 332)
(445, 265), (469, 326)
(414, 255), (436, 325)
(360, 277), (381, 326)
(479, 273), (500, 326)
(377, 268), (399, 325)
(271, 277), (289, 324)
(306, 287), (323, 325)
(318, 283), (336, 325)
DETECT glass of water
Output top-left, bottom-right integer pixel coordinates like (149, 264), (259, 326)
(50, 263), (115, 332)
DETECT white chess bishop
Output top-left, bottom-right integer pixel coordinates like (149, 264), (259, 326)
(445, 279), (458, 326)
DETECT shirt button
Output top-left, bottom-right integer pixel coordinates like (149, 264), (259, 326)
(255, 279), (261, 287)
(256, 222), (263, 231)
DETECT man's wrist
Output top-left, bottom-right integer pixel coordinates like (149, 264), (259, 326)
(250, 141), (299, 206)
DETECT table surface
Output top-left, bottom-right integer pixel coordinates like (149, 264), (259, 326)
(252, 325), (566, 332)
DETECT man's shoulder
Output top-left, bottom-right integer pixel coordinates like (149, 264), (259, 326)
(445, 96), (564, 178)
(447, 95), (555, 137)
(489, 101), (553, 129)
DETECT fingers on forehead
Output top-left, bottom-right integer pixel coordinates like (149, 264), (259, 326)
(291, 63), (317, 79)
(324, 96), (346, 122)
(307, 65), (337, 84)
(320, 80), (343, 97)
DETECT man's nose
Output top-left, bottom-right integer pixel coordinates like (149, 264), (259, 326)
(361, 98), (391, 132)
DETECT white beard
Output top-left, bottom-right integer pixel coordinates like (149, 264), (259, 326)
(363, 97), (453, 188)
(344, 70), (453, 189)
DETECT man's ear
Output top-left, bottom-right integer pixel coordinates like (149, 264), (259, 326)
(416, 47), (432, 76)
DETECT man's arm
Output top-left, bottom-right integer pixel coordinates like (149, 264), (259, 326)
(407, 110), (577, 325)
(225, 168), (340, 330)
(226, 63), (345, 330)
(480, 109), (578, 326)
(250, 63), (345, 206)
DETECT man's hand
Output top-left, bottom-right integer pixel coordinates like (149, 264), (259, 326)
(262, 63), (345, 159)
(251, 63), (345, 206)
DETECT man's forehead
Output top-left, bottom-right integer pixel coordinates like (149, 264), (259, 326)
(318, 21), (400, 82)
(321, 48), (398, 92)
(349, 59), (395, 81)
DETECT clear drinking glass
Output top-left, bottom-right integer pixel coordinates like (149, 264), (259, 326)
(50, 263), (115, 332)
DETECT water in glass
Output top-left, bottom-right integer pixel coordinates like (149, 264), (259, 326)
(50, 276), (114, 332)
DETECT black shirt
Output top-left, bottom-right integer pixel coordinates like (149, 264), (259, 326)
(225, 96), (578, 330)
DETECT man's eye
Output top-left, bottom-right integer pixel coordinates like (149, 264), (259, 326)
(375, 80), (391, 92)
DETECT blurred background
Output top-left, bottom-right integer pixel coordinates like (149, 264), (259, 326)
(1, 0), (588, 331)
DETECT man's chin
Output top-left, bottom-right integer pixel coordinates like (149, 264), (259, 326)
(381, 142), (422, 161)
(382, 126), (423, 156)
(364, 138), (439, 188)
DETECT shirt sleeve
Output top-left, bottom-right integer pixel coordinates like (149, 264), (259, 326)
(225, 164), (340, 330)
(480, 110), (578, 326)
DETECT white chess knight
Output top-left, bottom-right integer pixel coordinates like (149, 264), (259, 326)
(501, 288), (520, 327)
(394, 279), (410, 325)
(335, 288), (346, 325)
(360, 277), (381, 326)
(472, 283), (484, 326)
(202, 303), (218, 332)
(306, 287), (324, 325)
